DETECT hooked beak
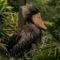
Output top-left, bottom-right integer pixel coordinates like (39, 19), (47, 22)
(32, 13), (47, 30)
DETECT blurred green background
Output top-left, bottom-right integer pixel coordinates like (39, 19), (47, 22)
(0, 0), (60, 60)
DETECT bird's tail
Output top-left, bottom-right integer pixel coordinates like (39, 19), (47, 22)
(6, 34), (21, 51)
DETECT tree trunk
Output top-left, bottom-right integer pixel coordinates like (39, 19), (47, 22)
(17, 0), (26, 34)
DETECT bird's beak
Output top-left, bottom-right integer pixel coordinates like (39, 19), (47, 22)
(32, 13), (47, 30)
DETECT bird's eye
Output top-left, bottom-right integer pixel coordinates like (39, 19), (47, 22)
(32, 13), (40, 19)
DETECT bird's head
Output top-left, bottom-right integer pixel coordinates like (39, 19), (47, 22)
(21, 4), (47, 30)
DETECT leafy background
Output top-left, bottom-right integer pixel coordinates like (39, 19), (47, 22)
(0, 0), (60, 60)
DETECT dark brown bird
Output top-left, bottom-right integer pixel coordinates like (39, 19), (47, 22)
(6, 5), (47, 57)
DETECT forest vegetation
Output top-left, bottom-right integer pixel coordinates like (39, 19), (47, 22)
(0, 0), (60, 60)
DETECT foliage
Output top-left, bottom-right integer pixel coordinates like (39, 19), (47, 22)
(8, 0), (19, 11)
(0, 0), (18, 55)
(0, 0), (60, 60)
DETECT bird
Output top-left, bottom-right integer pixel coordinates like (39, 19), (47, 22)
(6, 5), (47, 57)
